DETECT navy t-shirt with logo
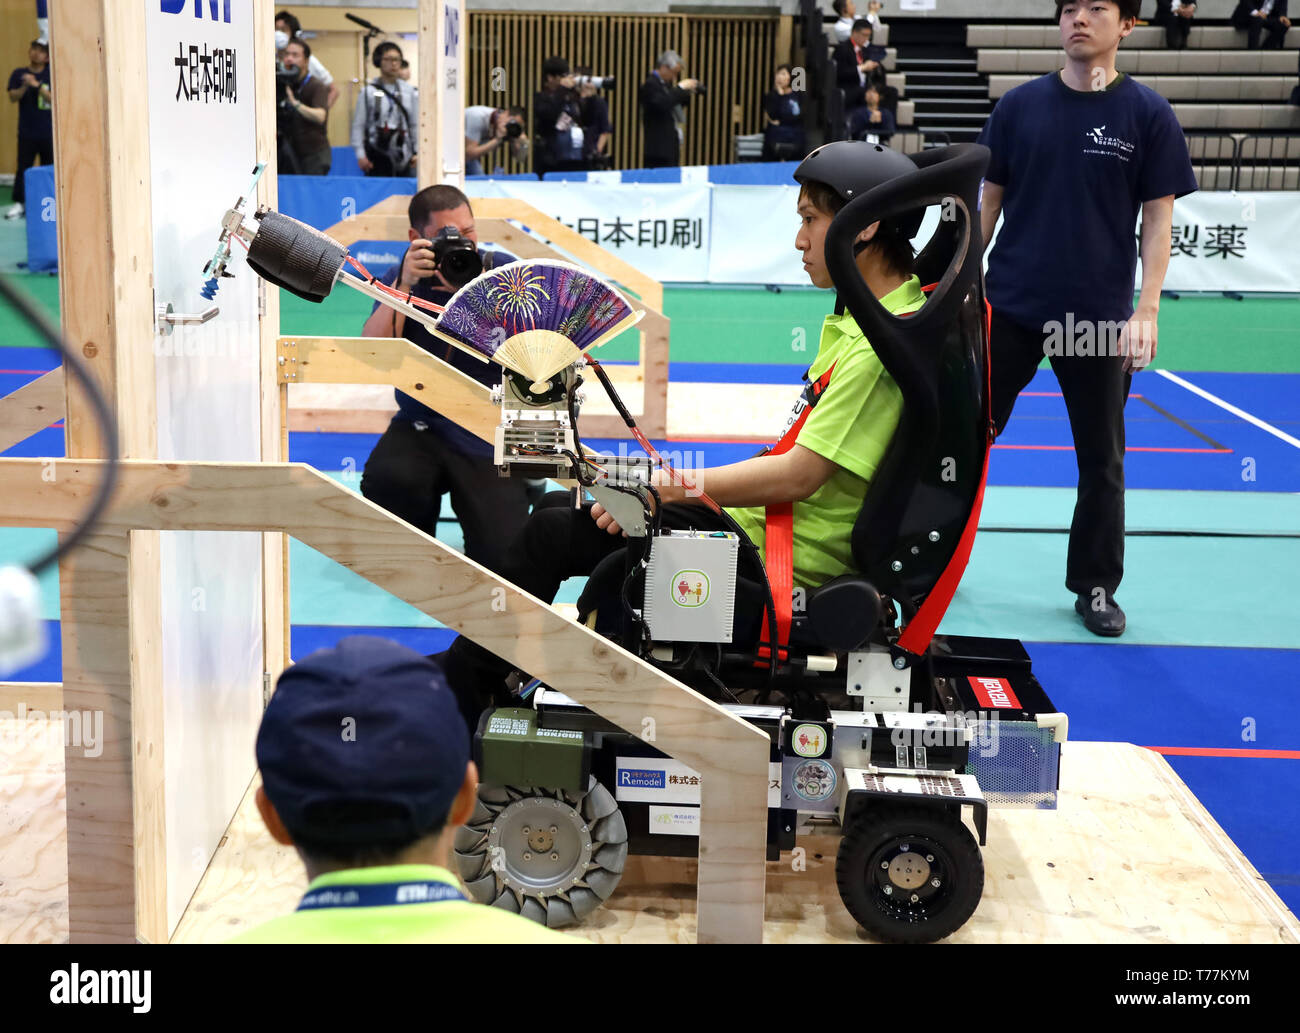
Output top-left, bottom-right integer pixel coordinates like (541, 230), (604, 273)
(977, 72), (1198, 331)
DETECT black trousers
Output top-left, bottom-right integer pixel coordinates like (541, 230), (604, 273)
(990, 310), (1132, 598)
(1235, 13), (1290, 49)
(359, 418), (532, 576)
(440, 492), (764, 732)
(1165, 16), (1192, 50)
(12, 135), (53, 205)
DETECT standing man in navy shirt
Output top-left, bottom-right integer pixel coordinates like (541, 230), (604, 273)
(977, 0), (1197, 636)
(359, 185), (532, 575)
(6, 39), (52, 221)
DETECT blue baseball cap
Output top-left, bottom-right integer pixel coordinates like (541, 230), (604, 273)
(256, 636), (470, 848)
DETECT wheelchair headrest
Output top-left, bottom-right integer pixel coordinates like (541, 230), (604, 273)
(823, 142), (989, 359)
(821, 143), (993, 610)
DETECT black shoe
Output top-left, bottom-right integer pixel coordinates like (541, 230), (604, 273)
(1074, 592), (1126, 637)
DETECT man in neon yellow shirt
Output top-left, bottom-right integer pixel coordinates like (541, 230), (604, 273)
(438, 142), (924, 720)
(232, 636), (580, 943)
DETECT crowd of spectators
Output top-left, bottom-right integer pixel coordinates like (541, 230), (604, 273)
(258, 1), (1297, 180)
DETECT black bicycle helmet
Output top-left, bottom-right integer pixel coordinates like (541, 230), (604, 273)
(794, 140), (925, 240)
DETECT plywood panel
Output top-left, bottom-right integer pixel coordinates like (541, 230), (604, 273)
(256, 0), (288, 677)
(144, 0), (265, 939)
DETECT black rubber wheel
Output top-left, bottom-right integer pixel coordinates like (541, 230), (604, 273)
(835, 805), (984, 943)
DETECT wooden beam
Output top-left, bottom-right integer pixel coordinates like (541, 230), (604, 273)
(49, 0), (163, 945)
(255, 0), (288, 680)
(327, 213), (412, 249)
(0, 368), (65, 453)
(0, 457), (771, 942)
(51, 4), (156, 462)
(418, 0), (466, 190)
(278, 335), (497, 445)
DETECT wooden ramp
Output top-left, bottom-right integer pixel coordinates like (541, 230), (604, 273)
(3, 719), (1293, 944)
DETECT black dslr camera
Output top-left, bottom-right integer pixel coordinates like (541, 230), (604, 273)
(505, 121), (523, 140)
(274, 61), (299, 110)
(427, 226), (483, 289)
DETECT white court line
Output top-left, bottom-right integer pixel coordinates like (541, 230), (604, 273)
(1154, 369), (1300, 452)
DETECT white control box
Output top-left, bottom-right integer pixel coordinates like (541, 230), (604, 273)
(643, 530), (740, 643)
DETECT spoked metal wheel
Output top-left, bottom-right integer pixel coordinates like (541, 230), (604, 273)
(453, 776), (628, 928)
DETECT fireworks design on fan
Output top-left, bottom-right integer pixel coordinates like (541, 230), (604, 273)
(485, 264), (551, 322)
(431, 259), (643, 390)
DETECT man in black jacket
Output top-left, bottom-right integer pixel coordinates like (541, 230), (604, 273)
(534, 57), (587, 177)
(638, 50), (701, 168)
(1232, 0), (1291, 49)
(833, 19), (887, 112)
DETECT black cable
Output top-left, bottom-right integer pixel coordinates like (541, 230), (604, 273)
(587, 353), (780, 681)
(0, 276), (119, 577)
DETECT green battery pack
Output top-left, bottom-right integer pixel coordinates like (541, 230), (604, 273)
(475, 707), (590, 794)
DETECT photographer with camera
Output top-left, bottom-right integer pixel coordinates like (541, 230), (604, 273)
(533, 57), (589, 177)
(358, 185), (532, 575)
(639, 50), (701, 169)
(575, 68), (615, 170)
(275, 9), (339, 110)
(350, 40), (418, 177)
(276, 39), (331, 175)
(464, 105), (528, 176)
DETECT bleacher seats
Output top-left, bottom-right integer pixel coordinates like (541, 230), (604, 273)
(967, 25), (1300, 49)
(967, 22), (1300, 183)
(977, 49), (1298, 75)
(1174, 104), (1300, 130)
(990, 74), (1296, 102)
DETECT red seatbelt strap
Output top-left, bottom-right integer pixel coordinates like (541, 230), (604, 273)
(757, 362), (836, 662)
(896, 298), (995, 657)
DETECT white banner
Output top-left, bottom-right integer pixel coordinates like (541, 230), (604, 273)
(472, 181), (712, 281)
(1158, 191), (1300, 293)
(467, 183), (1297, 291)
(708, 184), (803, 283)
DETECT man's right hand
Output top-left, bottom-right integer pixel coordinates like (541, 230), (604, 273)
(358, 154), (374, 173)
(398, 238), (438, 290)
(680, 78), (699, 92)
(21, 73), (38, 88)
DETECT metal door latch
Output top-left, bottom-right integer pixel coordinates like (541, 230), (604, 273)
(155, 301), (219, 336)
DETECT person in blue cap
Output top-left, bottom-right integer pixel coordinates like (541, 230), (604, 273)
(233, 636), (581, 943)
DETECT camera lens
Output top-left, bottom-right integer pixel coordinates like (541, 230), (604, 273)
(430, 228), (483, 289)
(506, 121), (522, 139)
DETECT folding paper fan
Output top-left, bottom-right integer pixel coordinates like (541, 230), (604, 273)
(429, 259), (644, 391)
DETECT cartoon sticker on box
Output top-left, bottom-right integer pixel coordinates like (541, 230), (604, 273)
(791, 723), (827, 758)
(671, 569), (710, 607)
